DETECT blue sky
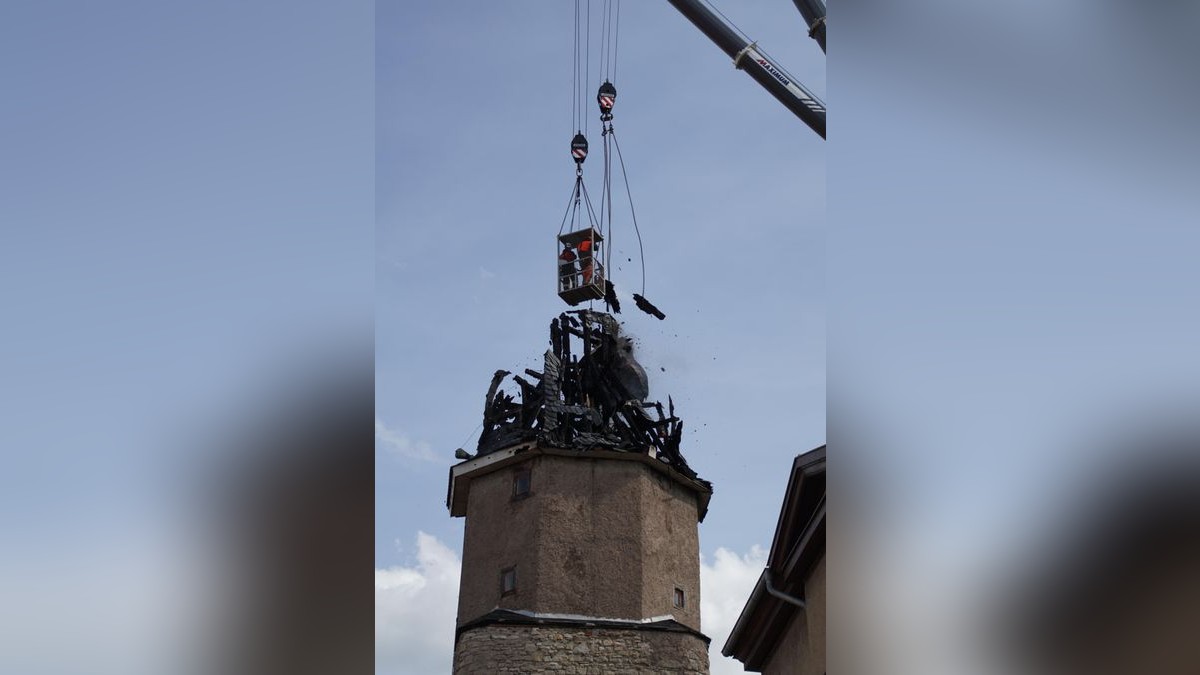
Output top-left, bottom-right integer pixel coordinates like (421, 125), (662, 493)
(375, 1), (825, 566)
(2, 2), (818, 670)
(1, 0), (373, 543)
(374, 3), (824, 671)
(2, 3), (373, 673)
(7, 1), (1200, 674)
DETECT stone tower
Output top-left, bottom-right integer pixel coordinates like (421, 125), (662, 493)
(447, 311), (713, 674)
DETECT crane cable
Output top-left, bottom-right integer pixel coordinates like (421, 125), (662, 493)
(558, 0), (650, 310)
(595, 0), (647, 297)
(556, 169), (601, 240)
(571, 0), (578, 136)
(598, 0), (620, 84)
(610, 131), (645, 295)
(571, 0), (588, 138)
(561, 0), (601, 243)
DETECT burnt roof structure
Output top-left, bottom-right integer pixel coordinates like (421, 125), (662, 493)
(473, 310), (708, 487)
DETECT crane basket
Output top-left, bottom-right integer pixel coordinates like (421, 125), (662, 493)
(556, 227), (606, 305)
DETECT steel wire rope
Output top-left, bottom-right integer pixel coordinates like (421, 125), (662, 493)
(598, 0), (608, 86)
(606, 1), (618, 282)
(604, 130), (613, 287)
(592, 0), (618, 297)
(579, 178), (602, 310)
(456, 419), (484, 455)
(557, 178), (580, 293)
(702, 0), (752, 43)
(598, 0), (616, 84)
(610, 131), (646, 295)
(699, 0), (825, 111)
(557, 179), (581, 238)
(609, 0), (615, 82)
(754, 42), (824, 106)
(579, 177), (601, 230)
(612, 0), (620, 84)
(584, 0), (591, 138)
(572, 0), (579, 135)
(555, 174), (602, 240)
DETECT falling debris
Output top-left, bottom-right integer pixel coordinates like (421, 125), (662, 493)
(604, 279), (621, 314)
(473, 310), (707, 484)
(632, 293), (666, 320)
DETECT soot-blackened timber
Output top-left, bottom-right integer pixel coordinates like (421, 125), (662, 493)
(475, 310), (707, 484)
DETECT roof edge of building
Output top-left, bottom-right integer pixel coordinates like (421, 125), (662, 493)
(723, 444), (826, 669)
(456, 608), (712, 644)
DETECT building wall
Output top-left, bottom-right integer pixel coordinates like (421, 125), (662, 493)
(640, 468), (704, 627)
(456, 454), (545, 624)
(453, 624), (709, 675)
(763, 555), (826, 675)
(456, 451), (704, 631)
(532, 454), (649, 623)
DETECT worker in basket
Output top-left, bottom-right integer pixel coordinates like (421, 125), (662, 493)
(578, 236), (594, 285)
(558, 242), (578, 290)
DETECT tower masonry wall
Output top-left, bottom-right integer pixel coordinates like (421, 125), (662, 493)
(453, 624), (710, 675)
(455, 450), (705, 632)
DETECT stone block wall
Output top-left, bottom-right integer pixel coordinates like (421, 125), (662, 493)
(453, 624), (709, 675)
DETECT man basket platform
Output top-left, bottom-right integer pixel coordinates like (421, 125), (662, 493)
(557, 227), (605, 306)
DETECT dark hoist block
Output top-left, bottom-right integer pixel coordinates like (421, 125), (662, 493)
(557, 227), (605, 306)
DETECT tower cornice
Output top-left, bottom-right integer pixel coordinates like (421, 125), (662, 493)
(447, 441), (713, 521)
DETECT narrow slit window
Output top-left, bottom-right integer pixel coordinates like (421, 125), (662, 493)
(674, 587), (686, 609)
(512, 468), (531, 499)
(501, 567), (517, 596)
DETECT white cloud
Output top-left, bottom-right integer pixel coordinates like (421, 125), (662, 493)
(478, 266), (496, 280)
(376, 532), (462, 675)
(702, 545), (769, 675)
(375, 416), (438, 462)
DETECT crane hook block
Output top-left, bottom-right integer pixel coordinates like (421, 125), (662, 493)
(597, 81), (617, 119)
(571, 133), (588, 165)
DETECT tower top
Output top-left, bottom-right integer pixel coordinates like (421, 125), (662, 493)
(453, 309), (711, 496)
(447, 311), (713, 674)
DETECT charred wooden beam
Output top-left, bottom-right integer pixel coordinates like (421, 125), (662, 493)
(468, 311), (704, 483)
(632, 293), (666, 320)
(604, 280), (621, 313)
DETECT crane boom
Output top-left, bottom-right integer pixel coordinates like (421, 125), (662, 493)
(666, 0), (826, 138)
(791, 0), (827, 53)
